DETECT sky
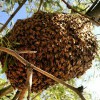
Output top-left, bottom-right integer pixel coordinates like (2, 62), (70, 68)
(0, 3), (27, 25)
(0, 1), (100, 100)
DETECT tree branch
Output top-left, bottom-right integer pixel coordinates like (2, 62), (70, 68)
(0, 47), (86, 100)
(90, 0), (94, 3)
(38, 0), (43, 12)
(17, 50), (37, 54)
(12, 90), (20, 100)
(0, 82), (9, 87)
(26, 67), (33, 100)
(18, 87), (27, 100)
(86, 0), (99, 14)
(17, 65), (33, 100)
(0, 23), (4, 26)
(32, 91), (42, 100)
(0, 85), (14, 97)
(0, 0), (27, 33)
(86, 0), (100, 21)
(62, 0), (100, 26)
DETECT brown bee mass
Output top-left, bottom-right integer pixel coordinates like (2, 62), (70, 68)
(0, 11), (97, 92)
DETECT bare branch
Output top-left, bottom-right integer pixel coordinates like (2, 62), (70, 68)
(18, 88), (27, 100)
(0, 0), (27, 33)
(0, 47), (86, 100)
(86, 0), (100, 21)
(0, 85), (14, 97)
(12, 90), (20, 100)
(32, 91), (42, 100)
(90, 0), (95, 4)
(18, 66), (33, 100)
(17, 50), (37, 54)
(26, 67), (33, 100)
(38, 0), (43, 12)
(0, 82), (9, 87)
(62, 0), (100, 26)
(0, 23), (4, 26)
(0, 23), (9, 30)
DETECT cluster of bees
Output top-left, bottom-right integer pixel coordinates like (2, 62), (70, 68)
(0, 11), (97, 92)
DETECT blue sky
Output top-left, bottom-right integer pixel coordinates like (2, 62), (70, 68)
(0, 3), (28, 26)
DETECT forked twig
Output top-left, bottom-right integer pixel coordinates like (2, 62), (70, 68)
(0, 47), (86, 100)
(62, 0), (100, 26)
(0, 0), (27, 33)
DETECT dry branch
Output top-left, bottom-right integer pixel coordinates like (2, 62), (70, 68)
(18, 50), (37, 54)
(0, 85), (14, 97)
(32, 91), (42, 100)
(0, 0), (27, 33)
(0, 82), (9, 87)
(0, 47), (86, 100)
(12, 90), (21, 100)
(38, 0), (43, 12)
(86, 0), (99, 14)
(62, 0), (100, 26)
(18, 67), (33, 100)
(18, 87), (27, 100)
(17, 65), (33, 100)
(26, 67), (33, 100)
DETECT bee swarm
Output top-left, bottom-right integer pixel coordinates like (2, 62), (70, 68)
(0, 11), (97, 92)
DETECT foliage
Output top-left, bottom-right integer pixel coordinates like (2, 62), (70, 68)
(72, 0), (96, 13)
(1, 0), (95, 14)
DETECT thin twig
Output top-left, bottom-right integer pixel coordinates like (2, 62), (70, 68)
(86, 0), (99, 13)
(26, 67), (33, 100)
(62, 0), (100, 26)
(0, 23), (9, 30)
(80, 5), (90, 12)
(32, 91), (42, 100)
(90, 0), (94, 3)
(0, 47), (86, 100)
(0, 82), (9, 87)
(18, 50), (37, 54)
(12, 90), (21, 100)
(38, 0), (43, 12)
(0, 85), (14, 97)
(0, 0), (27, 33)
